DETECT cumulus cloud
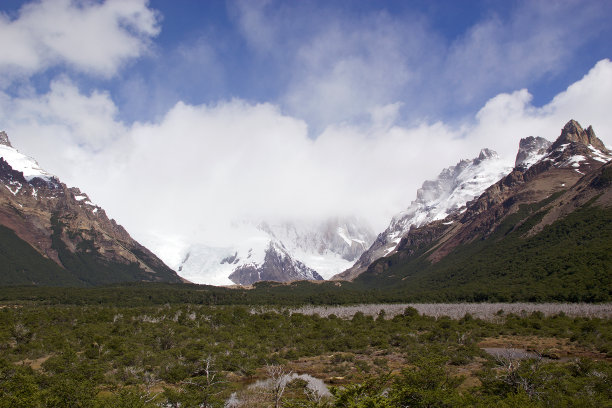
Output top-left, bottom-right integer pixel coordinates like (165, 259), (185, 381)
(0, 0), (160, 82)
(2, 59), (612, 269)
(0, 77), (126, 165)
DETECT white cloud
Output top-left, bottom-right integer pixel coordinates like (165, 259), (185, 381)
(230, 0), (610, 131)
(0, 0), (159, 81)
(1, 60), (611, 273)
(283, 16), (421, 131)
(443, 1), (607, 105)
(472, 59), (612, 156)
(0, 77), (126, 162)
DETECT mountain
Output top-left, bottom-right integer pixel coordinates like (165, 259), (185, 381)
(176, 218), (375, 285)
(0, 131), (183, 286)
(351, 120), (612, 301)
(334, 148), (512, 280)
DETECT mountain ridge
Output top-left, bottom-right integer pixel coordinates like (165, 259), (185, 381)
(338, 119), (611, 282)
(333, 147), (512, 280)
(351, 120), (611, 301)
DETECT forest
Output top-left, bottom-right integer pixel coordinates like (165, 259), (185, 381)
(0, 299), (610, 407)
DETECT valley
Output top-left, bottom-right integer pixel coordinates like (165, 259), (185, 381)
(1, 1), (612, 406)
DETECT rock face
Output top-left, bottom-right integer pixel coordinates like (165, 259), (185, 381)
(515, 136), (552, 169)
(0, 131), (11, 147)
(0, 132), (183, 286)
(334, 148), (512, 280)
(551, 119), (607, 152)
(357, 119), (611, 283)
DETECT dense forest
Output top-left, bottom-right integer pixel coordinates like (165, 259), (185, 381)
(356, 193), (612, 303)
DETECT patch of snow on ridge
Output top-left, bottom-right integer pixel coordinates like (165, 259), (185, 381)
(0, 143), (55, 182)
(566, 155), (586, 168)
(588, 145), (612, 163)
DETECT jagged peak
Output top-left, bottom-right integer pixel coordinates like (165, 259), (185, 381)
(475, 148), (498, 163)
(552, 120), (608, 152)
(515, 136), (552, 169)
(0, 131), (11, 147)
(518, 136), (550, 149)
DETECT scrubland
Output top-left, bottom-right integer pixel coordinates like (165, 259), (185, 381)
(1, 301), (611, 407)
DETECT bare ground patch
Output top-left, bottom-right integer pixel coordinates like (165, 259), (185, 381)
(478, 336), (610, 361)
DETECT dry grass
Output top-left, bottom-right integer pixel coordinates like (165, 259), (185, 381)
(280, 303), (612, 320)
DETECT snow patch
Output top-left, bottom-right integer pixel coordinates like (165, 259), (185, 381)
(384, 245), (396, 256)
(588, 145), (612, 163)
(336, 227), (352, 246)
(5, 184), (20, 195)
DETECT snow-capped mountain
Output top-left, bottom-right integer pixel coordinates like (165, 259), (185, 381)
(349, 120), (612, 300)
(176, 218), (375, 285)
(0, 131), (183, 286)
(334, 148), (513, 280)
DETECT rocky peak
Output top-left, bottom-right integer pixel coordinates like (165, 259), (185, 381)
(552, 120), (609, 152)
(515, 136), (552, 169)
(474, 148), (498, 164)
(585, 125), (608, 152)
(0, 131), (11, 147)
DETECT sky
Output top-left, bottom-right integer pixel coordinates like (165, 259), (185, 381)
(1, 0), (612, 267)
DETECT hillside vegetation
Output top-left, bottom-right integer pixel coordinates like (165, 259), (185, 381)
(356, 194), (612, 302)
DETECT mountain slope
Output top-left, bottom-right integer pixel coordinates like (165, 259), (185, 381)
(353, 120), (612, 301)
(334, 148), (512, 280)
(0, 131), (183, 286)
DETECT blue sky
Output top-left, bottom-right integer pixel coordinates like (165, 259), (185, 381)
(113, 0), (611, 128)
(1, 0), (612, 268)
(4, 0), (611, 128)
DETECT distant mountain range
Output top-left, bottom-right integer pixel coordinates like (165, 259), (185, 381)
(1, 119), (610, 295)
(0, 132), (183, 286)
(176, 218), (375, 285)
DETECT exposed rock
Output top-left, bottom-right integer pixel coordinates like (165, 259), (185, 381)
(372, 119), (611, 268)
(515, 136), (552, 169)
(551, 119), (608, 152)
(0, 131), (11, 147)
